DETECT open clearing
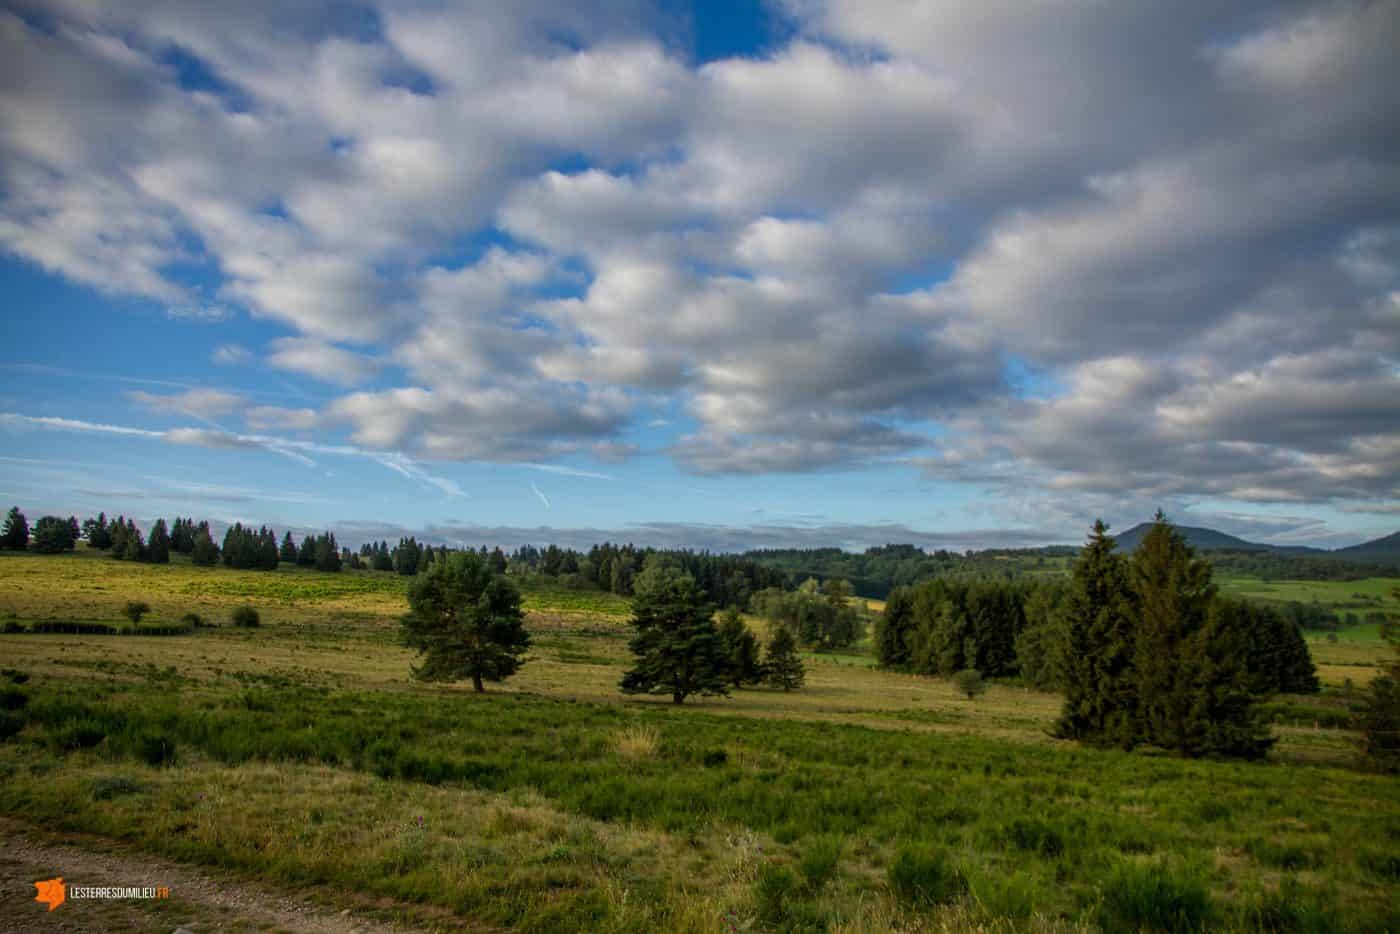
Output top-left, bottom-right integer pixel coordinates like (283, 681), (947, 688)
(1, 551), (1397, 931)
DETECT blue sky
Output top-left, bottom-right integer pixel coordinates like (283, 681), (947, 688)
(1, 1), (1397, 551)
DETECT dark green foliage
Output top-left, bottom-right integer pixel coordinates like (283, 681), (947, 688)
(1134, 516), (1273, 759)
(118, 519), (146, 561)
(83, 512), (112, 549)
(221, 523), (279, 570)
(181, 612), (205, 628)
(752, 579), (864, 651)
(279, 531), (298, 563)
(297, 535), (317, 567)
(900, 578), (1029, 677)
(169, 517), (195, 554)
(1230, 599), (1320, 695)
(395, 537), (422, 575)
(1097, 862), (1214, 934)
(1000, 818), (1064, 858)
(314, 532), (341, 573)
(0, 712), (24, 742)
(764, 626), (805, 692)
(1015, 581), (1069, 690)
(875, 586), (915, 667)
(0, 686), (28, 710)
(886, 846), (967, 908)
(1, 506), (29, 550)
(1055, 520), (1139, 747)
(31, 515), (77, 553)
(717, 606), (763, 686)
(28, 621), (116, 634)
(952, 669), (986, 700)
(231, 605), (260, 628)
(620, 558), (729, 704)
(402, 550), (530, 693)
(146, 517), (170, 564)
(124, 601), (150, 624)
(191, 523), (220, 566)
(1360, 618), (1400, 773)
(1236, 878), (1339, 934)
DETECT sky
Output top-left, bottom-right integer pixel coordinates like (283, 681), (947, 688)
(1, 0), (1398, 552)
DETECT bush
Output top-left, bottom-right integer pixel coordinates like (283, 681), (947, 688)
(1098, 862), (1214, 933)
(124, 601), (150, 624)
(131, 731), (177, 767)
(753, 863), (801, 925)
(91, 775), (145, 800)
(51, 718), (109, 751)
(181, 612), (205, 628)
(2, 669), (31, 684)
(1236, 878), (1338, 934)
(29, 621), (115, 635)
(798, 835), (841, 891)
(952, 669), (987, 700)
(0, 686), (28, 710)
(0, 712), (24, 742)
(2, 621), (25, 634)
(887, 846), (967, 908)
(231, 606), (260, 628)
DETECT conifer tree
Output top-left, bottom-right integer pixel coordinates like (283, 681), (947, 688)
(121, 519), (146, 562)
(717, 606), (763, 686)
(146, 518), (170, 564)
(298, 535), (317, 567)
(1054, 520), (1138, 747)
(280, 531), (298, 563)
(764, 625), (805, 691)
(32, 515), (76, 553)
(620, 557), (730, 704)
(402, 550), (530, 692)
(83, 512), (112, 549)
(1131, 512), (1218, 753)
(191, 525), (220, 566)
(1, 506), (29, 550)
(109, 516), (129, 558)
(874, 586), (914, 667)
(1360, 612), (1400, 773)
(314, 532), (341, 572)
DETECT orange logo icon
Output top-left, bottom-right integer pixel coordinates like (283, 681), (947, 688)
(34, 877), (66, 911)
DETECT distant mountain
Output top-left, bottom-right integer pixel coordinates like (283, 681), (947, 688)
(1332, 531), (1400, 565)
(1113, 523), (1398, 566)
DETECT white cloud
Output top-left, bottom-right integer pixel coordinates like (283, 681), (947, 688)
(266, 337), (380, 386)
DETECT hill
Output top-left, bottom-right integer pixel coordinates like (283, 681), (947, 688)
(1333, 530), (1400, 565)
(1112, 522), (1277, 553)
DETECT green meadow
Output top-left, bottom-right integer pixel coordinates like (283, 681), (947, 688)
(1, 551), (1397, 931)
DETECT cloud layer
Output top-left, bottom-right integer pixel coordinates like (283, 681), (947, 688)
(2, 1), (1397, 525)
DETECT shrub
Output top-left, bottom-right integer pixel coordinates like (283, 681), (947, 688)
(798, 835), (841, 891)
(181, 612), (205, 628)
(702, 748), (728, 768)
(91, 775), (145, 800)
(1098, 862), (1214, 933)
(1, 669), (29, 684)
(0, 686), (28, 710)
(51, 718), (109, 751)
(753, 863), (801, 925)
(231, 605), (260, 628)
(124, 601), (150, 624)
(952, 669), (987, 700)
(1236, 878), (1337, 934)
(887, 846), (967, 908)
(0, 712), (24, 742)
(2, 621), (24, 633)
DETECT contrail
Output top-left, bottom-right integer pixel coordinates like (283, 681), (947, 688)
(531, 481), (551, 509)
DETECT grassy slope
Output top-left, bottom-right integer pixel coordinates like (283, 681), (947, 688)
(0, 551), (1397, 932)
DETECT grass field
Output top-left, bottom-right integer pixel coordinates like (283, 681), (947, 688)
(1, 551), (1397, 932)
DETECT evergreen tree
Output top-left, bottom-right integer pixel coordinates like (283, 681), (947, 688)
(1360, 613), (1400, 773)
(314, 532), (342, 572)
(1054, 520), (1138, 748)
(764, 626), (805, 692)
(1015, 581), (1069, 690)
(280, 531), (298, 563)
(109, 516), (130, 558)
(1181, 599), (1276, 759)
(120, 519), (147, 562)
(620, 557), (730, 704)
(297, 535), (317, 567)
(372, 541), (394, 571)
(875, 586), (916, 667)
(394, 537), (421, 575)
(401, 550), (530, 692)
(258, 526), (279, 570)
(170, 517), (195, 554)
(83, 512), (112, 549)
(1131, 513), (1218, 754)
(717, 606), (763, 686)
(191, 525), (220, 566)
(32, 515), (77, 553)
(1, 506), (29, 550)
(146, 518), (170, 564)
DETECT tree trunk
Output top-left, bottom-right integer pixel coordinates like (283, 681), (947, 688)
(672, 691), (684, 705)
(472, 671), (484, 693)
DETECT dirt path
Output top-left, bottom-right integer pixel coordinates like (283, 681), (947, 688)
(0, 820), (414, 933)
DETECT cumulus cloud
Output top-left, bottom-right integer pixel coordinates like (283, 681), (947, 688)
(1, 0), (1397, 532)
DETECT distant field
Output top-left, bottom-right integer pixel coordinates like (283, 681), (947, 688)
(1, 550), (1397, 931)
(1216, 574), (1400, 615)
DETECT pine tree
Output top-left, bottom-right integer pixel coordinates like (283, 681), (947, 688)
(191, 525), (220, 566)
(401, 550), (530, 692)
(764, 626), (805, 692)
(280, 532), (298, 563)
(146, 518), (170, 564)
(109, 516), (130, 558)
(717, 606), (763, 686)
(83, 512), (112, 549)
(1180, 599), (1275, 759)
(121, 519), (146, 562)
(298, 535), (317, 567)
(1, 506), (29, 550)
(620, 558), (730, 704)
(1054, 520), (1138, 748)
(314, 532), (341, 572)
(32, 516), (76, 553)
(875, 586), (916, 667)
(1360, 614), (1400, 773)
